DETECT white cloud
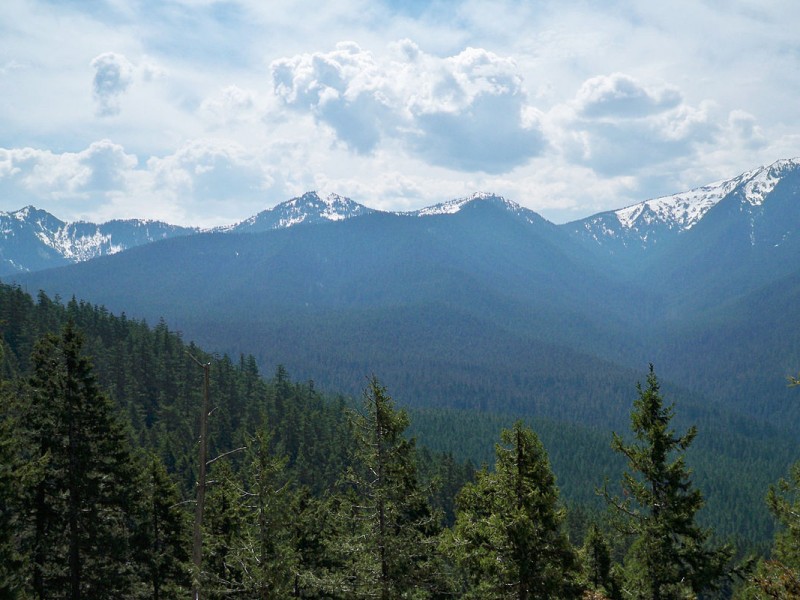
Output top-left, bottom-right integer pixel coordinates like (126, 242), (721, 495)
(726, 109), (767, 150)
(272, 41), (394, 154)
(574, 73), (681, 119)
(90, 52), (167, 118)
(0, 139), (290, 225)
(552, 73), (719, 177)
(147, 138), (268, 203)
(198, 85), (261, 126)
(0, 140), (137, 197)
(270, 41), (546, 173)
(91, 53), (135, 117)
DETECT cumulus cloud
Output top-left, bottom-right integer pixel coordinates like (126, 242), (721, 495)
(91, 53), (135, 117)
(147, 138), (270, 204)
(726, 109), (767, 150)
(555, 73), (718, 177)
(272, 42), (393, 154)
(575, 73), (682, 119)
(405, 46), (547, 172)
(0, 139), (286, 225)
(198, 85), (261, 126)
(0, 140), (137, 198)
(270, 41), (546, 173)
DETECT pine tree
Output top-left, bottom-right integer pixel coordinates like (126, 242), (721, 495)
(604, 365), (733, 600)
(230, 427), (298, 598)
(326, 376), (446, 599)
(133, 453), (192, 599)
(17, 321), (141, 598)
(740, 462), (800, 599)
(0, 353), (29, 598)
(202, 460), (247, 598)
(447, 421), (580, 599)
(580, 523), (618, 599)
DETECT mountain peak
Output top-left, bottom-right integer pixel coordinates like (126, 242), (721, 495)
(738, 157), (800, 207)
(568, 158), (800, 252)
(408, 192), (515, 217)
(0, 206), (195, 276)
(614, 157), (800, 234)
(220, 192), (374, 233)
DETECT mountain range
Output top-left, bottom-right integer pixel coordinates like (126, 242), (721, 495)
(3, 158), (799, 428)
(6, 158), (797, 277)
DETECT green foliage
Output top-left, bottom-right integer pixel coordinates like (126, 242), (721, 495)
(132, 453), (192, 599)
(580, 523), (619, 599)
(0, 368), (27, 598)
(446, 421), (581, 599)
(226, 427), (298, 598)
(324, 377), (448, 599)
(605, 366), (734, 599)
(16, 321), (142, 598)
(0, 282), (795, 600)
(767, 462), (800, 574)
(738, 462), (800, 599)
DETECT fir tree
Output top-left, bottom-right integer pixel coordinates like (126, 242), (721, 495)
(0, 355), (29, 598)
(18, 321), (141, 598)
(604, 365), (733, 600)
(202, 460), (247, 598)
(580, 523), (619, 599)
(231, 427), (298, 598)
(133, 453), (192, 599)
(447, 421), (580, 599)
(740, 462), (800, 599)
(327, 376), (446, 599)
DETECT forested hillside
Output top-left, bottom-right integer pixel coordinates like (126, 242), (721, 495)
(1, 284), (798, 598)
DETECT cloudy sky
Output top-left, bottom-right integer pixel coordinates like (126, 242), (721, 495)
(1, 0), (798, 227)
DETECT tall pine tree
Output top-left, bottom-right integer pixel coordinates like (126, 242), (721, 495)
(230, 427), (298, 598)
(446, 421), (580, 599)
(604, 365), (733, 600)
(133, 453), (192, 599)
(326, 376), (446, 599)
(17, 321), (141, 599)
(0, 346), (30, 599)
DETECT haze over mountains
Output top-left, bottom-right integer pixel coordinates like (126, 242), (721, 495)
(5, 157), (800, 431)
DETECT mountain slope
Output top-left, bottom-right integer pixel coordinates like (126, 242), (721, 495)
(217, 191), (375, 233)
(0, 206), (198, 276)
(7, 158), (800, 431)
(12, 196), (652, 422)
(565, 158), (800, 262)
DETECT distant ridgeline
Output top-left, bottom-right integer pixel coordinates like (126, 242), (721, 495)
(0, 284), (797, 599)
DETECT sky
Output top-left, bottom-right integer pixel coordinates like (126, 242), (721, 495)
(1, 0), (799, 227)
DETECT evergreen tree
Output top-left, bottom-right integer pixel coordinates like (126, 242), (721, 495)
(446, 421), (580, 599)
(604, 365), (733, 600)
(133, 453), (192, 599)
(202, 460), (247, 598)
(230, 427), (298, 598)
(326, 376), (446, 599)
(0, 352), (29, 598)
(17, 321), (141, 598)
(739, 462), (800, 598)
(580, 523), (619, 600)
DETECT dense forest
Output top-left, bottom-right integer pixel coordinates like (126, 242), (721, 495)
(0, 283), (798, 598)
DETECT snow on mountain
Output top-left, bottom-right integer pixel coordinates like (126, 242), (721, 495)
(219, 191), (375, 233)
(0, 207), (197, 276)
(405, 191), (546, 225)
(4, 157), (799, 276)
(567, 158), (800, 251)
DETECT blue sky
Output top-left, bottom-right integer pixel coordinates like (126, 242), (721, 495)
(1, 0), (798, 227)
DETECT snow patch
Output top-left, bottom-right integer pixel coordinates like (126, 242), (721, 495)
(614, 158), (800, 233)
(410, 192), (515, 217)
